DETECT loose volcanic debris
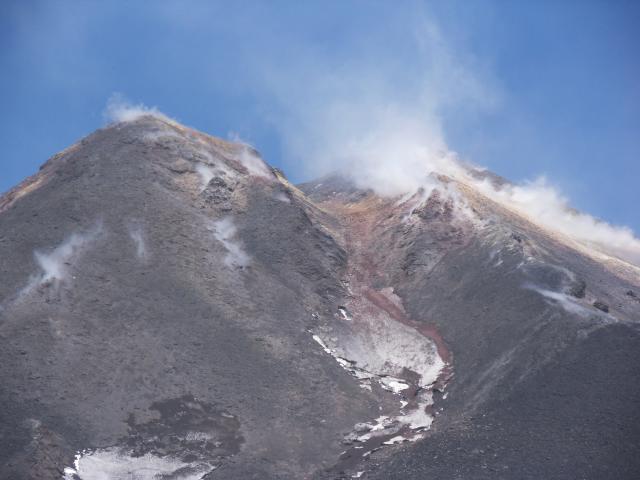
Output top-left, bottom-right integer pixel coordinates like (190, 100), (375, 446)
(63, 395), (243, 480)
(308, 189), (455, 477)
(1, 117), (639, 480)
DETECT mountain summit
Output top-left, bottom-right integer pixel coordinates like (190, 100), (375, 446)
(1, 116), (639, 479)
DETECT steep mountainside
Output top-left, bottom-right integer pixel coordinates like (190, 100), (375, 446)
(1, 116), (639, 479)
(300, 174), (640, 479)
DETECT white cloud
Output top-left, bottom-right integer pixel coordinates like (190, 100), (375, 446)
(128, 225), (148, 260)
(237, 145), (272, 179)
(261, 12), (497, 197)
(103, 93), (173, 124)
(33, 233), (85, 283)
(274, 191), (291, 203)
(195, 163), (214, 190)
(16, 226), (102, 300)
(257, 9), (640, 266)
(33, 227), (101, 284)
(474, 177), (640, 266)
(95, 12), (640, 267)
(526, 284), (593, 317)
(211, 217), (250, 268)
(227, 133), (273, 179)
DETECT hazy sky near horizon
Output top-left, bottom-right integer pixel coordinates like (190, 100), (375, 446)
(1, 1), (639, 232)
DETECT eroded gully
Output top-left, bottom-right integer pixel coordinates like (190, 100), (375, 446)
(310, 198), (453, 477)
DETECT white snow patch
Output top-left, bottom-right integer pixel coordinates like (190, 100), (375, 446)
(185, 431), (214, 442)
(62, 448), (214, 480)
(379, 377), (410, 394)
(327, 314), (444, 388)
(310, 285), (448, 451)
(355, 391), (433, 436)
(312, 326), (439, 447)
(312, 334), (332, 354)
(312, 336), (373, 382)
(338, 307), (352, 321)
(397, 392), (434, 430)
(382, 435), (406, 445)
(336, 357), (354, 369)
(211, 218), (250, 268)
(369, 416), (392, 432)
(356, 416), (394, 442)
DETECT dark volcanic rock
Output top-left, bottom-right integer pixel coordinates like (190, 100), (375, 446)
(125, 395), (243, 462)
(0, 117), (377, 479)
(367, 323), (640, 480)
(1, 116), (639, 479)
(568, 278), (587, 298)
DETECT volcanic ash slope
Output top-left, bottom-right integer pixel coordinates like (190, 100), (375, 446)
(0, 116), (639, 479)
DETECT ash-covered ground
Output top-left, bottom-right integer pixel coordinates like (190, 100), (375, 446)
(1, 116), (639, 479)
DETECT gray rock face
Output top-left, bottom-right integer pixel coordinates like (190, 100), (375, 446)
(1, 116), (639, 479)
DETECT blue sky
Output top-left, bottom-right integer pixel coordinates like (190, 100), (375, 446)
(1, 0), (639, 232)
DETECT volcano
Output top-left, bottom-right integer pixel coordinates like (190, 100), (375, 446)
(1, 115), (639, 479)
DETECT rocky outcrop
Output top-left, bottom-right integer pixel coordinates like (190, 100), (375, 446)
(1, 117), (639, 479)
